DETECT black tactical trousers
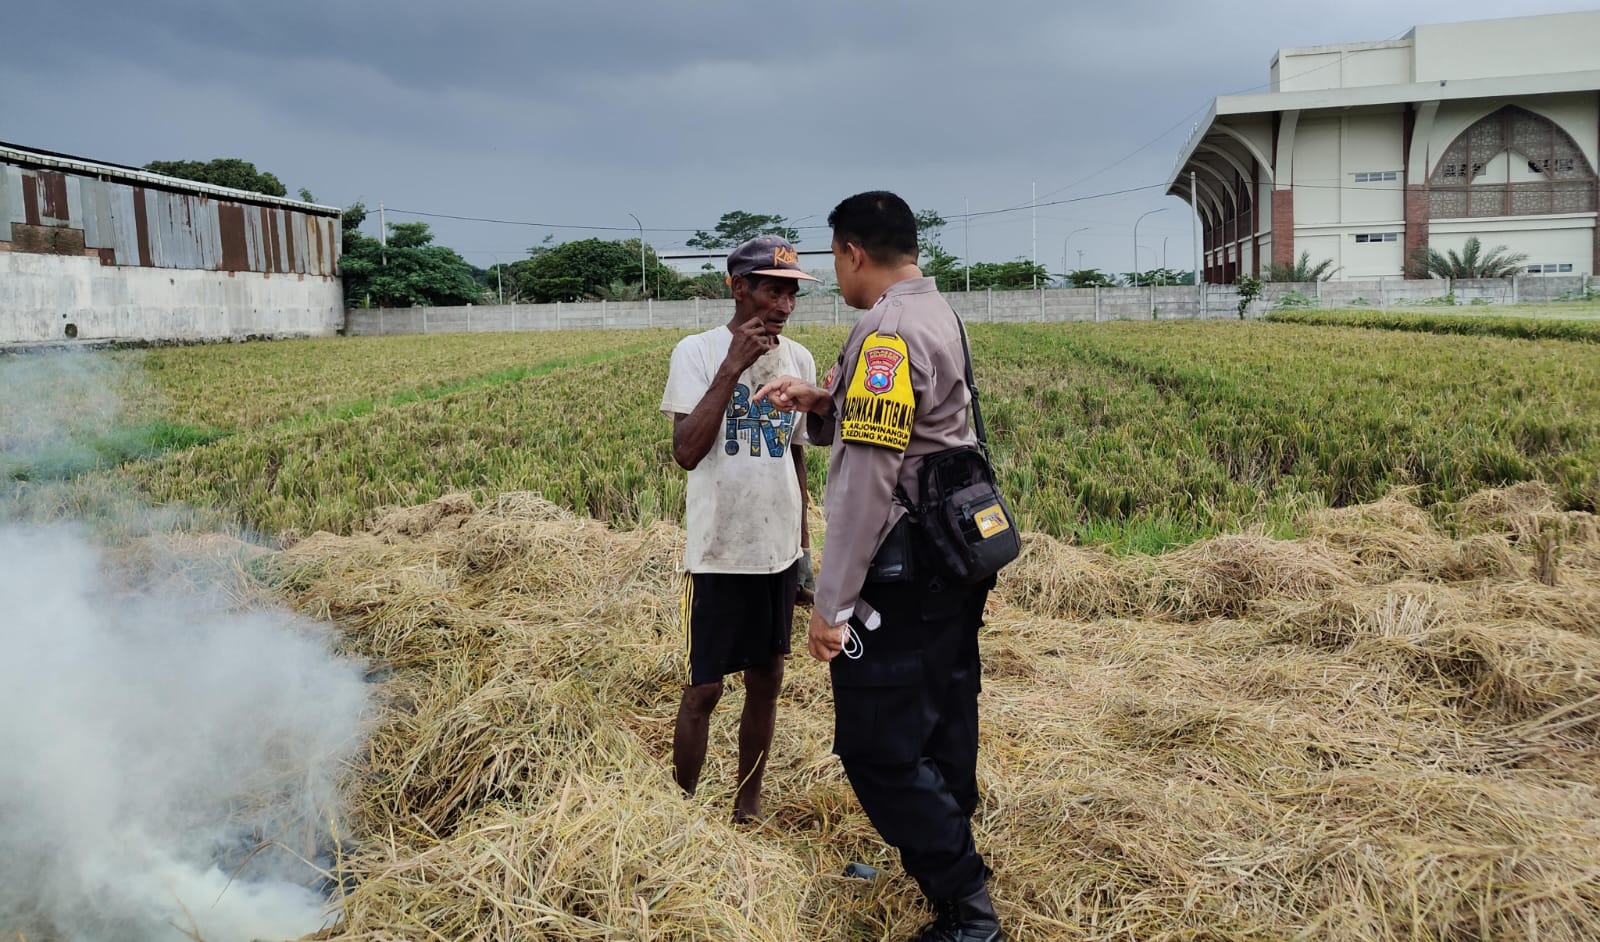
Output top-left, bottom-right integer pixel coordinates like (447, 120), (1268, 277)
(830, 573), (992, 900)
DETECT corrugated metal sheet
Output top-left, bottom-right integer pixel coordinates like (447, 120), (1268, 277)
(1, 145), (340, 276)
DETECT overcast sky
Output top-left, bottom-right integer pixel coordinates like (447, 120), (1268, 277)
(3, 1), (1595, 276)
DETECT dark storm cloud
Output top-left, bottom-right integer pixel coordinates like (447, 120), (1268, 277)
(3, 0), (1595, 269)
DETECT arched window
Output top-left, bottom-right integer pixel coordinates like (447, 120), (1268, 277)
(1428, 106), (1596, 218)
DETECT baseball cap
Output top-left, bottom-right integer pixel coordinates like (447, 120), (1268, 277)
(726, 234), (819, 282)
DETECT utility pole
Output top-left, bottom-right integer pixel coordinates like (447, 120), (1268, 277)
(378, 202), (386, 267)
(964, 197), (971, 293)
(1031, 181), (1037, 289)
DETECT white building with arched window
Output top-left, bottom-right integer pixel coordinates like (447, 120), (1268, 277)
(1168, 11), (1599, 283)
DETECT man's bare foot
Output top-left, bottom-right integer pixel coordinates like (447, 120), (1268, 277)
(732, 802), (768, 826)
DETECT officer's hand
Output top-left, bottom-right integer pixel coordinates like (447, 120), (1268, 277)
(725, 317), (776, 374)
(753, 376), (828, 413)
(808, 609), (846, 662)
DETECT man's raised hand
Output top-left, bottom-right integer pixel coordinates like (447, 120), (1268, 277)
(724, 317), (776, 374)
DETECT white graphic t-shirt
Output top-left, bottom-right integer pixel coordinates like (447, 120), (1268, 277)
(661, 326), (816, 574)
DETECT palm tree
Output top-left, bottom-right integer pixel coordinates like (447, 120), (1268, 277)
(591, 279), (647, 301)
(1263, 252), (1339, 282)
(1407, 237), (1529, 279)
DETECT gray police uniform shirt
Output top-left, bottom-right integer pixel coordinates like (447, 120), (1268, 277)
(807, 276), (977, 624)
(662, 326), (815, 575)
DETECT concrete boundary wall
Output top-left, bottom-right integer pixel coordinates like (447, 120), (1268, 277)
(345, 275), (1597, 337)
(1, 252), (344, 344)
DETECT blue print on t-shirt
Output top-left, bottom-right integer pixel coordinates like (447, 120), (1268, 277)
(725, 383), (795, 457)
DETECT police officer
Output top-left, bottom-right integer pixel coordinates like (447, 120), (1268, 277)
(755, 191), (1002, 942)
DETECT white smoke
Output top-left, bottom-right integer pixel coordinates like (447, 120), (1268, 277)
(0, 351), (370, 941)
(0, 524), (369, 941)
(0, 348), (132, 482)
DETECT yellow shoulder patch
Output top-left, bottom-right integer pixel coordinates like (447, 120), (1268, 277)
(841, 332), (916, 451)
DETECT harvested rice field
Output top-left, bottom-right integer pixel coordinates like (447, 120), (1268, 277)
(3, 318), (1599, 940)
(268, 482), (1600, 940)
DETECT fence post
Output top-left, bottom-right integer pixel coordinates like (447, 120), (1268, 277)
(648, 297), (653, 328)
(1379, 276), (1387, 312)
(1148, 284), (1156, 320)
(986, 287), (993, 321)
(1314, 279), (1322, 308)
(1093, 285), (1101, 323)
(1038, 287), (1045, 322)
(1511, 275), (1519, 305)
(833, 295), (839, 325)
(467, 306), (472, 332)
(422, 307), (428, 334)
(694, 298), (701, 328)
(512, 304), (517, 333)
(557, 301), (563, 330)
(378, 308), (384, 335)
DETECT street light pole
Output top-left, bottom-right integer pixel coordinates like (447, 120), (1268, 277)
(1132, 208), (1168, 287)
(627, 213), (646, 296)
(1063, 227), (1089, 283)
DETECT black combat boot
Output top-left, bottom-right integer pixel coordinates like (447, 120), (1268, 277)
(910, 884), (1002, 942)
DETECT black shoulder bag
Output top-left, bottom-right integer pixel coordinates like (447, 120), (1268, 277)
(867, 314), (1021, 586)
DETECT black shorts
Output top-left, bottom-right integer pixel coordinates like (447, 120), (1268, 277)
(680, 561), (799, 686)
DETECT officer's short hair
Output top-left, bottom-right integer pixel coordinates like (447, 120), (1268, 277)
(828, 191), (917, 266)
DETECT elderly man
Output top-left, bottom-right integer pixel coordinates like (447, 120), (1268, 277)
(659, 234), (818, 823)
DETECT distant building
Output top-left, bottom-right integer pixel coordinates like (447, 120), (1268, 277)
(1, 141), (343, 344)
(1169, 11), (1599, 282)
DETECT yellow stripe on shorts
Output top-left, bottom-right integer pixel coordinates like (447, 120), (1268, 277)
(679, 572), (693, 683)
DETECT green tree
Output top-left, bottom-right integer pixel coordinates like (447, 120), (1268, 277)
(142, 158), (288, 197)
(1235, 274), (1263, 320)
(340, 201), (368, 255)
(926, 245), (966, 292)
(339, 218), (481, 308)
(914, 209), (947, 261)
(686, 211), (799, 250)
(1263, 252), (1339, 282)
(1407, 237), (1529, 279)
(1065, 268), (1117, 288)
(1122, 268), (1192, 287)
(512, 238), (656, 302)
(593, 279), (647, 301)
(965, 260), (1053, 291)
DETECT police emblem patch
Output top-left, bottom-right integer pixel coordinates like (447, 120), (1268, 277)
(841, 332), (915, 452)
(862, 346), (902, 395)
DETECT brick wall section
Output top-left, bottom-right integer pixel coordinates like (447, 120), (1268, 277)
(1271, 189), (1294, 268)
(1404, 184), (1431, 279)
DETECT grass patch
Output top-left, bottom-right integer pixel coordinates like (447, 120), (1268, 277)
(108, 322), (1600, 551)
(4, 421), (228, 482)
(1267, 308), (1600, 342)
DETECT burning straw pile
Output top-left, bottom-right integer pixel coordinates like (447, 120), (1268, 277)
(263, 483), (1600, 941)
